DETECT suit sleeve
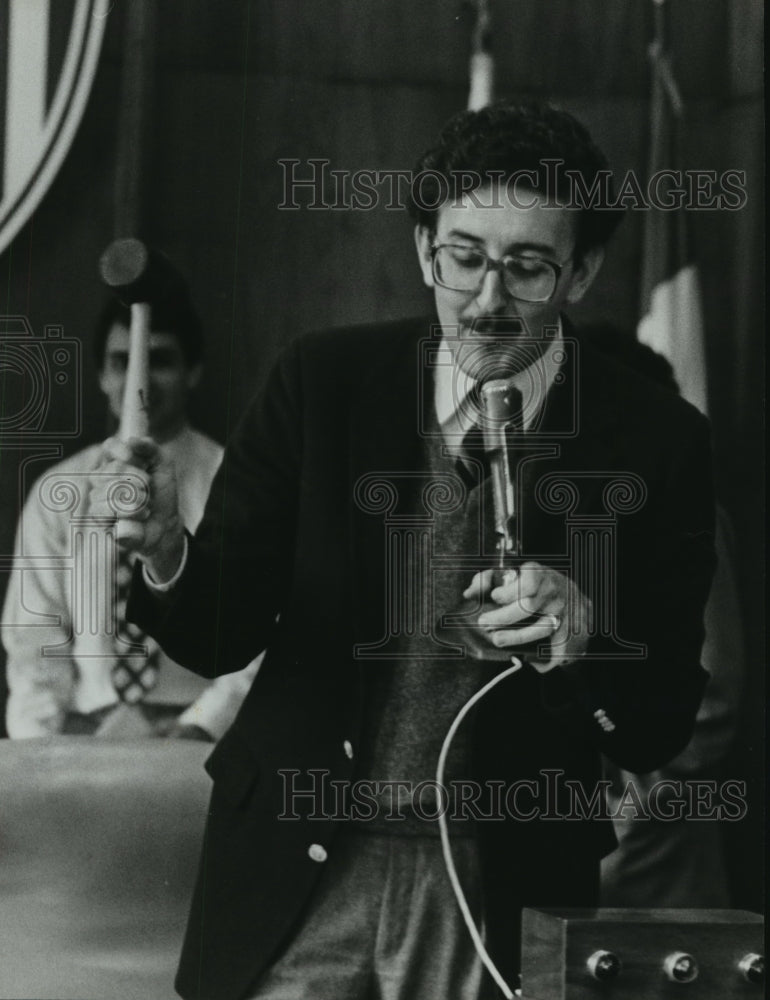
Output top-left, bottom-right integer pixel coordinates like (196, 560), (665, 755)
(176, 653), (264, 738)
(541, 410), (717, 774)
(128, 340), (303, 677)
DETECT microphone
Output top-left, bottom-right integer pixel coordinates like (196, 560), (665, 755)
(479, 379), (522, 565)
(479, 378), (542, 657)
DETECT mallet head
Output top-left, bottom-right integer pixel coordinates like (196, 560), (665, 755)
(98, 238), (186, 306)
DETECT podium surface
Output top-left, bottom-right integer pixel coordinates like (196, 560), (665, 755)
(0, 737), (210, 1000)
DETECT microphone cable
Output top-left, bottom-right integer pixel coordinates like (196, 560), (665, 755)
(435, 656), (524, 1000)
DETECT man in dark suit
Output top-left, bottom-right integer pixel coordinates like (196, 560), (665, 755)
(92, 102), (715, 1000)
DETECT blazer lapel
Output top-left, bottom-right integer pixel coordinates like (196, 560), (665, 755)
(512, 319), (624, 559)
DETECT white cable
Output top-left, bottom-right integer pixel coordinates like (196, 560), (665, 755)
(436, 657), (524, 1000)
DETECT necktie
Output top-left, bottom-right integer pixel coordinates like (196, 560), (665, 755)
(111, 550), (160, 703)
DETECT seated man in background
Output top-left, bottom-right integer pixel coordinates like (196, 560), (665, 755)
(2, 262), (258, 740)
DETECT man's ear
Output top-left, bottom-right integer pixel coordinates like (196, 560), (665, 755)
(565, 245), (604, 305)
(186, 363), (203, 390)
(414, 225), (435, 289)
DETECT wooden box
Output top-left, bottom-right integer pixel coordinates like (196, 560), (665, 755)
(521, 908), (764, 1000)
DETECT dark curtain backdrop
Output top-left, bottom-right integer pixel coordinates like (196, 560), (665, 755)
(0, 1), (763, 907)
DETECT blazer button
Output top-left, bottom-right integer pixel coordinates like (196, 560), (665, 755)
(308, 843), (327, 863)
(343, 740), (354, 759)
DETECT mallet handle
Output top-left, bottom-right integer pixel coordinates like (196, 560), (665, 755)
(119, 302), (150, 439)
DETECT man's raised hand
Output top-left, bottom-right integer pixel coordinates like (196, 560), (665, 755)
(89, 437), (185, 584)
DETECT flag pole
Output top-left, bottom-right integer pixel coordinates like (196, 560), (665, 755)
(649, 0), (683, 116)
(467, 0), (494, 110)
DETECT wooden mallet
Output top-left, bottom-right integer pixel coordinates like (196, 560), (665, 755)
(98, 238), (179, 440)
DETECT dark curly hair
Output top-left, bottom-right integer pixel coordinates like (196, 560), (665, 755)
(408, 100), (625, 261)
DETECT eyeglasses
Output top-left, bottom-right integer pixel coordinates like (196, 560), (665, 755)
(431, 243), (570, 303)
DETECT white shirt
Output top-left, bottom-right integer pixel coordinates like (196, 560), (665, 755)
(2, 426), (259, 739)
(434, 318), (565, 448)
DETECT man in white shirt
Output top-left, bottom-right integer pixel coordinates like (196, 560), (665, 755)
(2, 274), (258, 741)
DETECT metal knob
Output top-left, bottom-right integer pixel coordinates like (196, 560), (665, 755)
(587, 950), (622, 981)
(738, 953), (764, 985)
(663, 952), (699, 983)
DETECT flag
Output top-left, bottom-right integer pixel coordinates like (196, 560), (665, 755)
(467, 0), (494, 111)
(637, 5), (708, 415)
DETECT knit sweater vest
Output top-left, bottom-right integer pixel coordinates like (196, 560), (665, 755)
(355, 425), (500, 836)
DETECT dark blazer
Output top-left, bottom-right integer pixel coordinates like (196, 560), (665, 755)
(130, 315), (716, 1000)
